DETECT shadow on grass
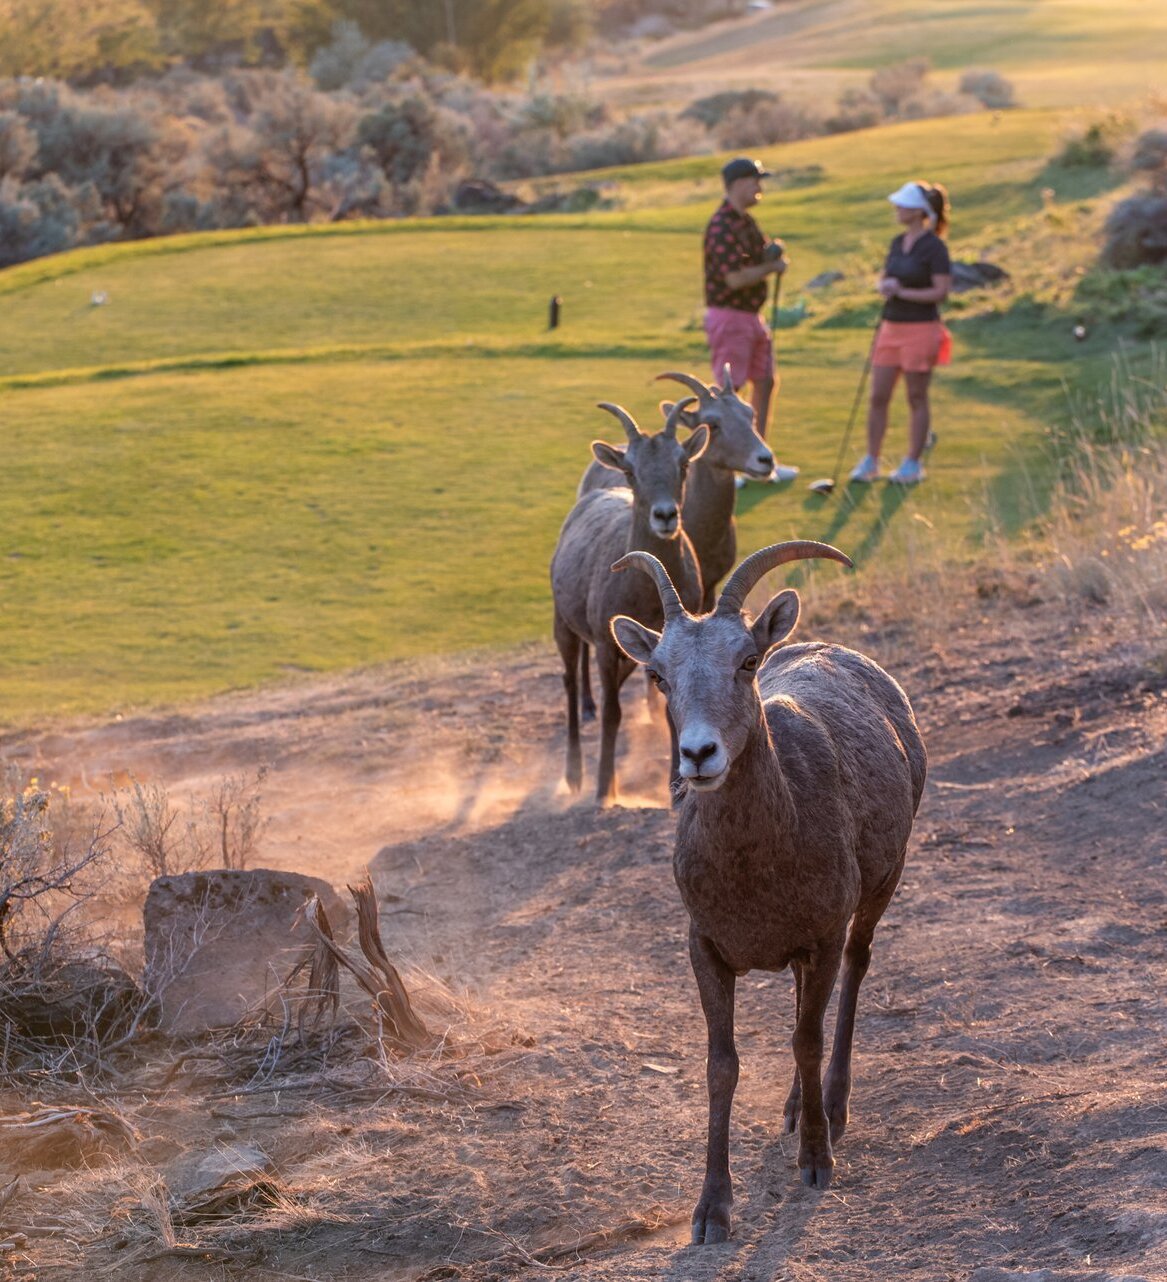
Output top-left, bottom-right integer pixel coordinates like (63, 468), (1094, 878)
(737, 480), (911, 583)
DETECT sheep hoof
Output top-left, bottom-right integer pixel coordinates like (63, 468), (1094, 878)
(782, 1099), (800, 1133)
(799, 1160), (834, 1190)
(690, 1203), (731, 1245)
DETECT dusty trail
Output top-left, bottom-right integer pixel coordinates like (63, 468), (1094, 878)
(1, 597), (1165, 1281)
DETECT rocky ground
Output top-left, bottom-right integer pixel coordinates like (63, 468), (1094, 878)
(1, 586), (1165, 1282)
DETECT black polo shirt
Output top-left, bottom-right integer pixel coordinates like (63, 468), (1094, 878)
(881, 230), (951, 322)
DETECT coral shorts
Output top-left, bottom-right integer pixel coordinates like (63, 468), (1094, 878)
(704, 306), (775, 387)
(872, 320), (952, 373)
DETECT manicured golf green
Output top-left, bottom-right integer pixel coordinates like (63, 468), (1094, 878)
(0, 109), (1153, 722)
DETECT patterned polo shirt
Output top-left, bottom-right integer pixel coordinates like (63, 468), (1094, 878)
(703, 199), (768, 312)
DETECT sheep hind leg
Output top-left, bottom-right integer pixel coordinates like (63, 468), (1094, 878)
(822, 859), (904, 1143)
(555, 616), (583, 792)
(782, 962), (804, 1134)
(580, 644), (596, 722)
(791, 945), (843, 1189)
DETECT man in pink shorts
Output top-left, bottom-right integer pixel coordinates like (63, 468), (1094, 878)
(703, 157), (799, 482)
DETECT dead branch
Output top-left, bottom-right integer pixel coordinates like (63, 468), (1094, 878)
(303, 884), (432, 1053)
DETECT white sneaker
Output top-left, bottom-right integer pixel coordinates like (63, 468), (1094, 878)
(849, 455), (880, 482)
(769, 462), (800, 483)
(734, 474), (747, 490)
(887, 458), (925, 484)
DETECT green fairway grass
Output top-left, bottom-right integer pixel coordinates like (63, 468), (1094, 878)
(0, 109), (1157, 723)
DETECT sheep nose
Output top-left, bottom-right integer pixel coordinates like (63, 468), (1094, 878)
(652, 504), (678, 525)
(681, 741), (718, 767)
(757, 450), (775, 470)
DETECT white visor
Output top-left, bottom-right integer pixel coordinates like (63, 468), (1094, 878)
(887, 182), (932, 212)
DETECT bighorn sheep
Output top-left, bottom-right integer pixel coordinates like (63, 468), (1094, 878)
(610, 541), (927, 1243)
(574, 366), (773, 721)
(551, 400), (707, 802)
(579, 365), (773, 610)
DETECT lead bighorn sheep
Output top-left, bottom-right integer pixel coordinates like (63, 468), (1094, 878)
(610, 540), (927, 1244)
(551, 399), (707, 802)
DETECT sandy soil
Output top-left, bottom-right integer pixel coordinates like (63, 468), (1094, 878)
(1, 588), (1165, 1282)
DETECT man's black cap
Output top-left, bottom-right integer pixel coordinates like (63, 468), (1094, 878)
(721, 156), (772, 185)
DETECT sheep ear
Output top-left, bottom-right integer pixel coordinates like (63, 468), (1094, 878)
(682, 424), (709, 463)
(751, 589), (800, 657)
(592, 440), (630, 473)
(610, 615), (660, 665)
(659, 399), (701, 430)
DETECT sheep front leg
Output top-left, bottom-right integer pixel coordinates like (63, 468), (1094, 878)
(782, 961), (804, 1133)
(554, 615), (583, 792)
(689, 927), (739, 1244)
(594, 645), (627, 803)
(791, 945), (843, 1189)
(823, 864), (901, 1142)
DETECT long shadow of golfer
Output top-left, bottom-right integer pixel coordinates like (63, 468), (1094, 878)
(738, 481), (908, 588)
(791, 484), (909, 586)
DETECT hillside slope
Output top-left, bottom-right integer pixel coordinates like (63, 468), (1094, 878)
(602, 0), (1167, 109)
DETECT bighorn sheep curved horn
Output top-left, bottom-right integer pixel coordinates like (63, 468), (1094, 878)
(661, 395), (697, 440)
(612, 550), (686, 621)
(656, 370), (712, 400)
(715, 540), (853, 616)
(596, 402), (643, 443)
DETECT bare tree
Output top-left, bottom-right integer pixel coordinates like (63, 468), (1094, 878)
(209, 70), (356, 221)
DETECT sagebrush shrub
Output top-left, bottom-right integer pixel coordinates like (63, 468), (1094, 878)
(959, 69), (1015, 110)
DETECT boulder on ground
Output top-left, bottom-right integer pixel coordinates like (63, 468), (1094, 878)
(805, 269), (845, 290)
(951, 260), (1010, 291)
(143, 869), (349, 1034)
(0, 960), (142, 1043)
(452, 178), (524, 214)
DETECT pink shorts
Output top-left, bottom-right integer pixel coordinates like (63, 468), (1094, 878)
(872, 320), (952, 373)
(704, 306), (774, 387)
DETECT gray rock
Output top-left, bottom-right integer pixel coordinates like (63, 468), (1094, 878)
(143, 869), (349, 1034)
(950, 260), (1010, 291)
(968, 1271), (1054, 1282)
(969, 1272), (1150, 1282)
(164, 1143), (273, 1199)
(805, 270), (845, 290)
(0, 960), (142, 1043)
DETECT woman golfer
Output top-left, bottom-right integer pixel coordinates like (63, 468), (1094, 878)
(851, 181), (952, 485)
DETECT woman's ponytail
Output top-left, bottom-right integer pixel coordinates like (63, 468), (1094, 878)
(923, 182), (950, 235)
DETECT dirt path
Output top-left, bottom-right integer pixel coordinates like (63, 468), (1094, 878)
(2, 596), (1165, 1281)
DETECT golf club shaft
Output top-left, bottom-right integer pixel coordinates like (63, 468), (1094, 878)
(826, 314), (882, 487)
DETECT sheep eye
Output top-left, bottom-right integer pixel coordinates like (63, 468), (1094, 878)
(741, 655), (759, 673)
(646, 668), (668, 691)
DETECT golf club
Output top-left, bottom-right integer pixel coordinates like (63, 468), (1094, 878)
(808, 315), (882, 496)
